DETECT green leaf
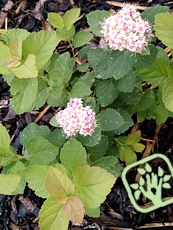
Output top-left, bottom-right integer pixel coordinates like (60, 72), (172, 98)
(39, 197), (69, 230)
(3, 161), (25, 174)
(137, 89), (155, 111)
(24, 165), (49, 198)
(45, 167), (75, 198)
(0, 174), (21, 195)
(70, 82), (91, 98)
(93, 50), (135, 80)
(51, 52), (74, 83)
(124, 148), (137, 165)
(96, 79), (118, 107)
(49, 116), (59, 127)
(87, 48), (106, 69)
(0, 41), (11, 75)
(162, 74), (173, 112)
(133, 143), (145, 152)
(10, 36), (22, 58)
(85, 207), (100, 218)
(86, 10), (110, 36)
(114, 109), (133, 135)
(158, 166), (164, 177)
(48, 69), (63, 99)
(2, 160), (26, 195)
(141, 6), (168, 24)
(31, 78), (49, 109)
(155, 12), (173, 49)
(60, 138), (87, 171)
(118, 145), (127, 161)
(116, 70), (136, 93)
(91, 156), (120, 177)
(62, 196), (84, 223)
(56, 25), (75, 43)
(6, 28), (30, 43)
(137, 58), (170, 86)
(72, 165), (115, 209)
(89, 135), (108, 161)
(134, 45), (158, 69)
(63, 8), (80, 30)
(0, 123), (10, 154)
(12, 54), (38, 78)
(48, 90), (68, 107)
(155, 104), (169, 125)
(10, 175), (26, 195)
(48, 12), (64, 28)
(25, 136), (59, 165)
(97, 108), (124, 131)
(72, 31), (93, 48)
(77, 63), (90, 72)
(20, 123), (46, 146)
(22, 30), (58, 69)
(119, 89), (140, 105)
(47, 128), (66, 149)
(126, 131), (141, 145)
(77, 127), (102, 147)
(162, 182), (171, 189)
(77, 72), (95, 87)
(10, 78), (38, 114)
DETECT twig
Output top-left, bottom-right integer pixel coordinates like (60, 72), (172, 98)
(0, 0), (14, 28)
(106, 1), (151, 10)
(135, 124), (164, 182)
(34, 105), (51, 123)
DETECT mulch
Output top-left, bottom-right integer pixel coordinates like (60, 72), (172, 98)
(1, 0), (173, 229)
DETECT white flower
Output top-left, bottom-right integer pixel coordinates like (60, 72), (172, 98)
(55, 98), (97, 137)
(101, 4), (152, 53)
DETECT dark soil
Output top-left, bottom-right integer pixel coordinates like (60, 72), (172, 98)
(1, 0), (173, 229)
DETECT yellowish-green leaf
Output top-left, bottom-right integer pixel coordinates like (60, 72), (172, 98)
(48, 12), (64, 28)
(162, 74), (173, 112)
(0, 123), (10, 154)
(26, 136), (58, 165)
(11, 78), (38, 114)
(10, 37), (22, 58)
(45, 167), (75, 199)
(62, 196), (84, 223)
(155, 13), (173, 49)
(22, 30), (58, 69)
(6, 56), (21, 68)
(0, 174), (21, 195)
(0, 41), (11, 75)
(72, 165), (115, 209)
(12, 54), (38, 78)
(72, 31), (93, 48)
(133, 143), (145, 152)
(63, 8), (80, 30)
(125, 148), (137, 165)
(39, 197), (69, 230)
(60, 138), (87, 171)
(126, 130), (141, 145)
(24, 165), (49, 198)
(85, 207), (100, 218)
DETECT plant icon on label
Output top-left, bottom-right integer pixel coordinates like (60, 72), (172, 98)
(122, 154), (173, 213)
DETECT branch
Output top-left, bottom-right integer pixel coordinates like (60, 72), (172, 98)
(0, 0), (14, 29)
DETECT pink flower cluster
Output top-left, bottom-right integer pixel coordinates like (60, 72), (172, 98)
(55, 98), (97, 137)
(101, 4), (152, 53)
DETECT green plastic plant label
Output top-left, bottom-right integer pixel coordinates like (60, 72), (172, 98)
(122, 154), (173, 213)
